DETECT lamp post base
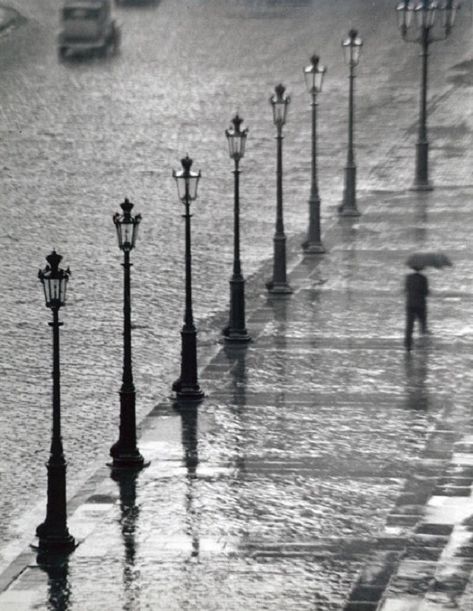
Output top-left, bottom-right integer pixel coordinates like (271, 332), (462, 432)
(224, 276), (251, 343)
(338, 205), (361, 217)
(223, 329), (252, 344)
(301, 239), (325, 254)
(266, 280), (293, 295)
(176, 387), (205, 402)
(410, 181), (434, 192)
(36, 528), (76, 554)
(173, 377), (205, 402)
(109, 450), (148, 470)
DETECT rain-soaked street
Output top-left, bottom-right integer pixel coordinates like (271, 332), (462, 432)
(0, 0), (472, 608)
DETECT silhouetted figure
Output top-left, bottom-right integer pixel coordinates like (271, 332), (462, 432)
(404, 267), (429, 351)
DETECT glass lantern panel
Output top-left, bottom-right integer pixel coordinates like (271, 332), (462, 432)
(115, 222), (122, 248)
(60, 277), (68, 304)
(132, 223), (139, 247)
(42, 281), (49, 307)
(226, 134), (235, 157)
(271, 101), (280, 123)
(414, 4), (426, 27)
(351, 46), (360, 65)
(46, 278), (64, 305)
(120, 221), (134, 248)
(175, 175), (187, 202)
(187, 174), (200, 200)
(51, 278), (60, 303)
(415, 2), (436, 27)
(227, 134), (238, 158)
(397, 1), (413, 28)
(405, 4), (414, 26)
(229, 133), (247, 159)
(314, 68), (325, 91)
(239, 134), (247, 158)
(445, 4), (457, 27)
(303, 69), (315, 93)
(427, 2), (438, 26)
(352, 39), (362, 64)
(342, 42), (351, 64)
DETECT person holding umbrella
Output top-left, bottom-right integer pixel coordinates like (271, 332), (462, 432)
(403, 252), (452, 352)
(404, 265), (429, 352)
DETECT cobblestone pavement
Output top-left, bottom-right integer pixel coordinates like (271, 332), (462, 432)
(0, 0), (472, 609)
(2, 181), (473, 610)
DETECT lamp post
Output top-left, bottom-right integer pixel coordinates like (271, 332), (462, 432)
(302, 55), (326, 253)
(267, 83), (293, 294)
(172, 155), (205, 402)
(397, 0), (458, 190)
(223, 114), (251, 343)
(339, 30), (363, 217)
(109, 198), (147, 470)
(36, 250), (75, 553)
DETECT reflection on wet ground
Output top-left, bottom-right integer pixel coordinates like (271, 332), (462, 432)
(2, 181), (473, 607)
(37, 553), (71, 611)
(403, 347), (430, 412)
(111, 470), (140, 611)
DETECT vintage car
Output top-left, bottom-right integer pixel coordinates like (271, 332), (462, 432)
(58, 0), (120, 58)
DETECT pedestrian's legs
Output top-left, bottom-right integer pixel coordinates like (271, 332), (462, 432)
(405, 308), (415, 351)
(419, 305), (428, 334)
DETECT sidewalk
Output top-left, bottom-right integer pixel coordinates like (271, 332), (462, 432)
(0, 178), (472, 610)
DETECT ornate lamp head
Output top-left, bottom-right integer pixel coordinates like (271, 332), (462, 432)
(113, 198), (142, 252)
(38, 250), (71, 309)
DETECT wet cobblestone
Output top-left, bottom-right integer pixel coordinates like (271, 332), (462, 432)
(0, 0), (472, 608)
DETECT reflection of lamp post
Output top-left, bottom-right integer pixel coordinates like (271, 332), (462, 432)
(267, 84), (293, 294)
(110, 198), (147, 470)
(111, 470), (140, 609)
(339, 31), (363, 217)
(397, 0), (458, 190)
(37, 553), (70, 610)
(223, 114), (251, 343)
(36, 251), (75, 553)
(172, 156), (205, 402)
(178, 404), (199, 559)
(180, 404), (199, 477)
(302, 56), (326, 253)
(225, 343), (248, 411)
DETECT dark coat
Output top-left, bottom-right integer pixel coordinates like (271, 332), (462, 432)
(405, 271), (429, 308)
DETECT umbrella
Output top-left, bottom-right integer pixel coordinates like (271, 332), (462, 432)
(406, 252), (453, 270)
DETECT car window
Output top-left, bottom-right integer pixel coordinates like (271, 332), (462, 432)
(64, 8), (100, 19)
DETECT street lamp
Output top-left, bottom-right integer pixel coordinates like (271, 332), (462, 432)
(36, 250), (75, 553)
(339, 30), (363, 217)
(109, 198), (147, 470)
(397, 0), (458, 190)
(267, 83), (293, 294)
(302, 55), (326, 253)
(223, 113), (251, 343)
(172, 155), (205, 402)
